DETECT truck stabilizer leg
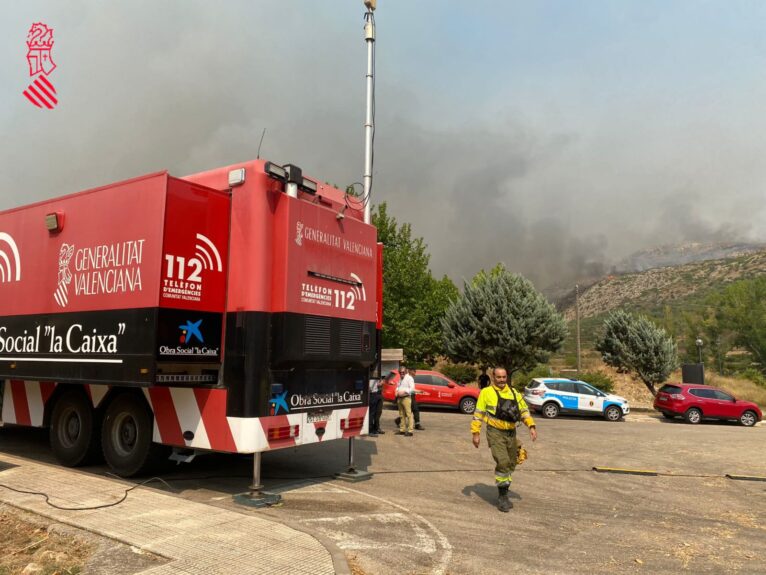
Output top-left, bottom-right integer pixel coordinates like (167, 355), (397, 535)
(233, 452), (282, 508)
(334, 437), (373, 482)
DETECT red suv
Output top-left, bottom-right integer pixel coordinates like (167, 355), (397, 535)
(654, 383), (762, 427)
(381, 370), (479, 414)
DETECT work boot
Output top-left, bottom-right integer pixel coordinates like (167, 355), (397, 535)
(376, 429), (386, 435)
(415, 424), (425, 431)
(497, 486), (512, 512)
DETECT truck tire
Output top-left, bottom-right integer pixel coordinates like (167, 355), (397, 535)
(102, 393), (163, 477)
(50, 390), (101, 467)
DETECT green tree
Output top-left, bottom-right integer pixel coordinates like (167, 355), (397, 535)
(441, 265), (568, 375)
(713, 277), (766, 371)
(596, 309), (633, 373)
(597, 311), (678, 396)
(373, 203), (459, 363)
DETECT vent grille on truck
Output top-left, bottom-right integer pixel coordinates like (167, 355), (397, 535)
(339, 320), (362, 356)
(304, 316), (331, 355)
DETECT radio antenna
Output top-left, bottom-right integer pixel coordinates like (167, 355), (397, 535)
(256, 128), (267, 159)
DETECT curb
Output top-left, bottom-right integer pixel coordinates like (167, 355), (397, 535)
(277, 516), (352, 575)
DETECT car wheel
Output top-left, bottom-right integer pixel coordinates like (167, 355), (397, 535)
(542, 402), (560, 419)
(459, 396), (477, 415)
(604, 405), (622, 422)
(739, 410), (758, 427)
(684, 407), (702, 424)
(102, 393), (166, 477)
(661, 411), (675, 419)
(50, 389), (101, 467)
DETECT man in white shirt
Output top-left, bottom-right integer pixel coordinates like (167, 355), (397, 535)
(396, 366), (415, 436)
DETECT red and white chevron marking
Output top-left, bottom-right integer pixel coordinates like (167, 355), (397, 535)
(0, 380), (110, 426)
(22, 75), (57, 109)
(1, 380), (56, 426)
(1, 381), (369, 454)
(145, 387), (369, 453)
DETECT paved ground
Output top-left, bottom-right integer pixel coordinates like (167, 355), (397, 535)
(1, 406), (765, 575)
(0, 450), (342, 574)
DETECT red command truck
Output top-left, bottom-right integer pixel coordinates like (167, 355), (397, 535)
(0, 159), (381, 477)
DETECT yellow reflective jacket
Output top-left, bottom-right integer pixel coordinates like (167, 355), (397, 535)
(471, 384), (535, 434)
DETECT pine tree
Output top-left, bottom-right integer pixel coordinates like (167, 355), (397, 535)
(441, 265), (567, 375)
(597, 310), (678, 395)
(596, 309), (633, 372)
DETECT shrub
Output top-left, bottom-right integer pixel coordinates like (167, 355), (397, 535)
(512, 365), (552, 391)
(737, 368), (766, 389)
(440, 363), (479, 385)
(578, 371), (615, 393)
(408, 361), (432, 371)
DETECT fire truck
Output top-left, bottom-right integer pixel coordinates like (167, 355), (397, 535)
(0, 159), (382, 478)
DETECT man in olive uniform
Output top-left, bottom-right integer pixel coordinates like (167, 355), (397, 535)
(471, 367), (537, 512)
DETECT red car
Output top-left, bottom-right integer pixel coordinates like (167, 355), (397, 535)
(654, 383), (762, 427)
(382, 370), (479, 414)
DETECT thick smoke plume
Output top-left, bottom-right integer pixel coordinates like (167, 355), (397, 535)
(1, 1), (763, 290)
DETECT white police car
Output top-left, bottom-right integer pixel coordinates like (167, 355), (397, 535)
(523, 378), (629, 421)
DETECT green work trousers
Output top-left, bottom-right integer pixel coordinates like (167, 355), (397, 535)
(486, 425), (518, 487)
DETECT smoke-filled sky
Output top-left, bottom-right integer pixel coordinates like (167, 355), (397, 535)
(2, 1), (766, 288)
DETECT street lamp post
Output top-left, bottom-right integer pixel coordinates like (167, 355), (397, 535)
(695, 338), (703, 364)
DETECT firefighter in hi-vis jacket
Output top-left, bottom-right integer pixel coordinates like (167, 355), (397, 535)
(471, 367), (537, 512)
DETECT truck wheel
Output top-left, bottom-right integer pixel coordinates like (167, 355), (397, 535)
(102, 393), (162, 477)
(50, 390), (101, 467)
(459, 396), (477, 414)
(604, 405), (622, 422)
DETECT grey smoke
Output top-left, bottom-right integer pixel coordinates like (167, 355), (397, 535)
(1, 1), (763, 291)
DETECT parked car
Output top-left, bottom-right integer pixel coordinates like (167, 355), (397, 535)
(654, 383), (762, 426)
(382, 370), (479, 414)
(523, 378), (629, 421)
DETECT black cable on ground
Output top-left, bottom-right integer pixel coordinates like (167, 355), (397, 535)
(0, 476), (172, 511)
(0, 466), (749, 512)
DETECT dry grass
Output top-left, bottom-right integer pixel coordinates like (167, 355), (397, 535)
(346, 554), (369, 575)
(0, 507), (92, 575)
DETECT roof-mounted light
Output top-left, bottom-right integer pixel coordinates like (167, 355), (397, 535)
(300, 178), (317, 194)
(264, 162), (287, 181)
(228, 168), (246, 187)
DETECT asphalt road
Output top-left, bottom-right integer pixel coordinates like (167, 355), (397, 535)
(1, 407), (764, 575)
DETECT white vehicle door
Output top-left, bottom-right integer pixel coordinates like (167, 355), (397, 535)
(576, 383), (605, 413)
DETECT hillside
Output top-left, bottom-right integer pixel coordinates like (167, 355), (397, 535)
(612, 241), (766, 274)
(546, 242), (766, 308)
(562, 250), (766, 322)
